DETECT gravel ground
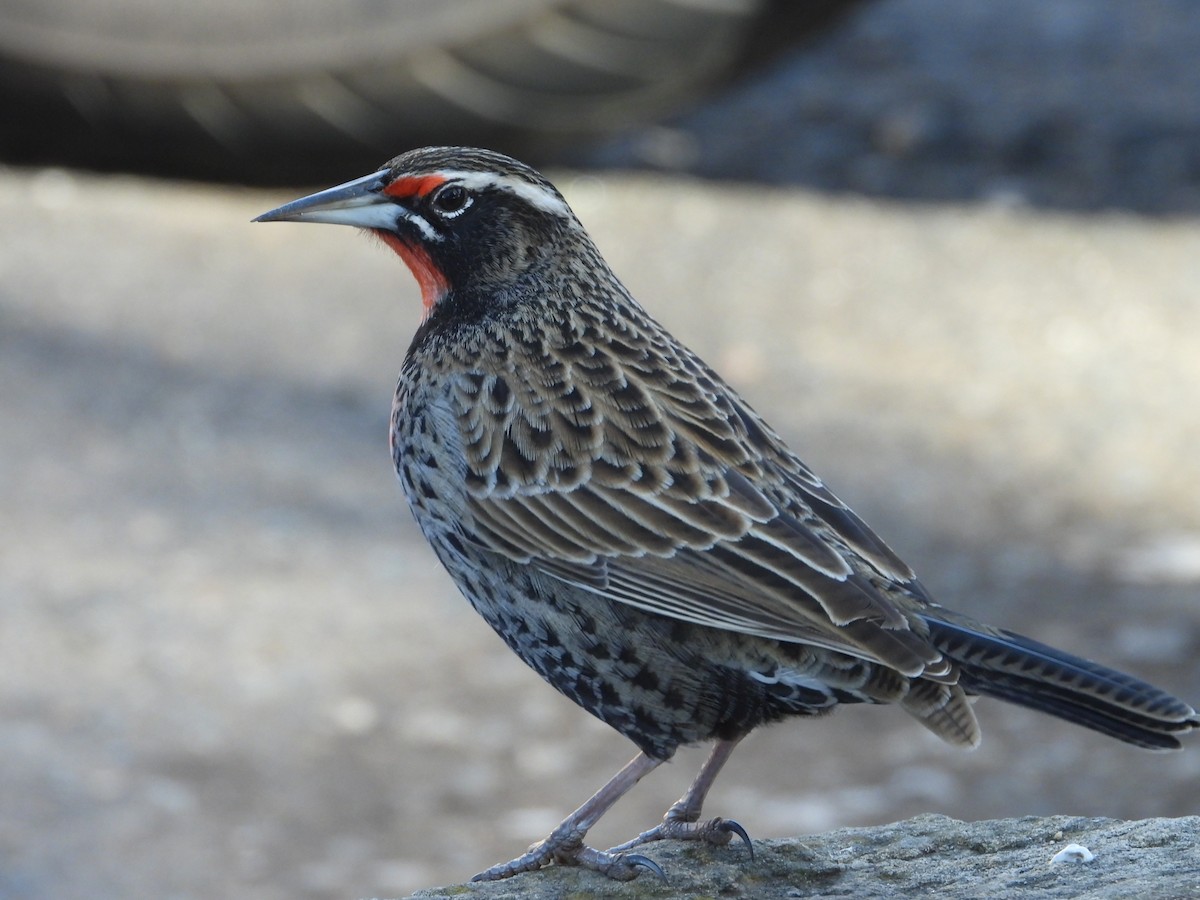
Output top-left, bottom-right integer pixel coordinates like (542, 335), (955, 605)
(586, 0), (1200, 214)
(2, 3), (1199, 900)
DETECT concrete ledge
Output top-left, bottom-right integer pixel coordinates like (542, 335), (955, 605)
(408, 814), (1199, 899)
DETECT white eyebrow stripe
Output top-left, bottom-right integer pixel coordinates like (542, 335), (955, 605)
(435, 169), (575, 220)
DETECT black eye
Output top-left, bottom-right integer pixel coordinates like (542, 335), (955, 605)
(431, 184), (472, 217)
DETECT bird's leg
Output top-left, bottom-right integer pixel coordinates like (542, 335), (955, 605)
(606, 737), (753, 858)
(472, 751), (668, 882)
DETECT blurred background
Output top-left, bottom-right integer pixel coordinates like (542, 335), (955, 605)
(1, 1), (1198, 898)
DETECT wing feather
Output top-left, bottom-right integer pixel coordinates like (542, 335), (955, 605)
(440, 310), (947, 678)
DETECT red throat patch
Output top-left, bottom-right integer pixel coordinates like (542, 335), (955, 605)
(377, 232), (450, 318)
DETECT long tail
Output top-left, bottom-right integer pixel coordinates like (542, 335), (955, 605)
(922, 611), (1199, 751)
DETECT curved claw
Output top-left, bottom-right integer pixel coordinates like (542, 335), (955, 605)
(717, 819), (755, 861)
(625, 853), (668, 881)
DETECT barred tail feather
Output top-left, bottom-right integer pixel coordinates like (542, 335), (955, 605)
(922, 614), (1199, 751)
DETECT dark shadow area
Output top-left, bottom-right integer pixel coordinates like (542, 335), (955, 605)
(0, 313), (390, 534)
(578, 0), (1200, 215)
(2, 0), (1197, 214)
(0, 0), (863, 187)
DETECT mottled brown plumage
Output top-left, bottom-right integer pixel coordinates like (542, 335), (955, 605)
(256, 147), (1198, 881)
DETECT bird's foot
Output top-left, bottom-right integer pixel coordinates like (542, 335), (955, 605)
(472, 830), (666, 882)
(607, 813), (754, 860)
(472, 751), (669, 881)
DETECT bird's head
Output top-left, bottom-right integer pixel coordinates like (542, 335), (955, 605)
(255, 147), (586, 322)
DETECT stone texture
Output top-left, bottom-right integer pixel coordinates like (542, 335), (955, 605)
(410, 815), (1200, 900)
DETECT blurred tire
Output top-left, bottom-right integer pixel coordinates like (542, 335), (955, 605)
(0, 0), (862, 182)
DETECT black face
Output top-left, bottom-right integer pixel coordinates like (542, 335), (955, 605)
(396, 180), (561, 297)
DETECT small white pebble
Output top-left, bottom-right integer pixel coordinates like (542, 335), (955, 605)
(329, 695), (379, 734)
(1050, 843), (1095, 865)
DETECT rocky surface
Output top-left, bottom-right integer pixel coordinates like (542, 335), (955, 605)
(409, 815), (1200, 900)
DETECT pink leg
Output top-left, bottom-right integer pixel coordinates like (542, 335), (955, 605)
(606, 738), (753, 857)
(472, 751), (667, 881)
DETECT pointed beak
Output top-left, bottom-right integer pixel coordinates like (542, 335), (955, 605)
(253, 170), (399, 228)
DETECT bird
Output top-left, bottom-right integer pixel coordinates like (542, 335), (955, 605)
(255, 146), (1199, 882)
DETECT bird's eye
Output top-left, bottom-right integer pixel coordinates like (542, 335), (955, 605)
(431, 184), (472, 218)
